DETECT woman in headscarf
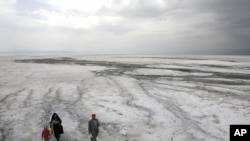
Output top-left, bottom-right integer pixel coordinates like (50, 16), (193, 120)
(50, 113), (64, 141)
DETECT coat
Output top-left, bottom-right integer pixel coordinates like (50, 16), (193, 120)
(41, 128), (51, 138)
(50, 113), (64, 135)
(88, 119), (99, 136)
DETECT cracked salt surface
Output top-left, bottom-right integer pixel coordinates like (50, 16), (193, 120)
(0, 55), (250, 141)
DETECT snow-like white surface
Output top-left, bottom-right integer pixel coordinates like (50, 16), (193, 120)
(0, 55), (249, 141)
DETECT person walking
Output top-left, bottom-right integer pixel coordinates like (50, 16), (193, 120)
(41, 126), (51, 141)
(88, 114), (100, 141)
(50, 113), (64, 141)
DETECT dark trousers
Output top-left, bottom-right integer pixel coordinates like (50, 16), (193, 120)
(90, 134), (98, 141)
(55, 134), (60, 141)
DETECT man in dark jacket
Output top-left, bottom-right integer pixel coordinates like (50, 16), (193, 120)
(88, 114), (99, 141)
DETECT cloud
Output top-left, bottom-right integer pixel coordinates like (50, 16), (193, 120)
(0, 0), (249, 54)
(117, 0), (168, 18)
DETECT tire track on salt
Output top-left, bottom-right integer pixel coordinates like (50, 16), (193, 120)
(0, 88), (26, 110)
(51, 84), (88, 141)
(108, 77), (155, 139)
(137, 80), (223, 141)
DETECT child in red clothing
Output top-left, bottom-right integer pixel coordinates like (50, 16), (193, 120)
(41, 126), (51, 141)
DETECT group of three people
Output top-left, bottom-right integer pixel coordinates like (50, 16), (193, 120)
(42, 113), (99, 141)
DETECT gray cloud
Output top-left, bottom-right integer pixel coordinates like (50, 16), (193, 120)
(0, 0), (249, 55)
(118, 0), (167, 18)
(198, 0), (250, 54)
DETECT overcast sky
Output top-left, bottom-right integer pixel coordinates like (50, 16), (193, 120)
(0, 0), (250, 55)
